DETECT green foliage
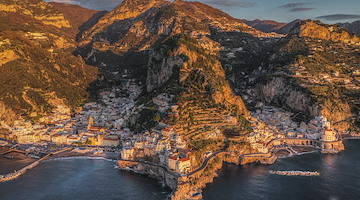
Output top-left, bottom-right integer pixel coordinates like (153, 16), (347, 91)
(190, 139), (222, 151)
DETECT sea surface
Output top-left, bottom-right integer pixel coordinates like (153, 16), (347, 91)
(0, 158), (171, 200)
(1, 140), (360, 200)
(203, 139), (360, 200)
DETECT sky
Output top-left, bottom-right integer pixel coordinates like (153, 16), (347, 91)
(45, 0), (360, 23)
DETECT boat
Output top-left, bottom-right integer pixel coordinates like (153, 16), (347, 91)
(269, 170), (320, 176)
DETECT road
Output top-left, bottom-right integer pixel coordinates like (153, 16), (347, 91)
(186, 150), (224, 176)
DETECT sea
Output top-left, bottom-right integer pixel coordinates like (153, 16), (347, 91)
(1, 140), (360, 200)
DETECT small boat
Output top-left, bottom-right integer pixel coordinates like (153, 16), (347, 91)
(269, 170), (320, 176)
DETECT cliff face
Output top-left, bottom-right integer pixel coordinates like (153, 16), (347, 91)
(252, 77), (320, 116)
(0, 0), (98, 125)
(249, 77), (352, 131)
(290, 20), (360, 43)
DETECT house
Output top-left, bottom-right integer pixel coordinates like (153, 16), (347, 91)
(18, 133), (40, 144)
(40, 134), (51, 142)
(168, 156), (178, 171)
(51, 134), (68, 144)
(177, 158), (191, 174)
(67, 135), (81, 145)
(121, 147), (134, 160)
(161, 127), (174, 137)
(322, 129), (337, 142)
(102, 138), (120, 147)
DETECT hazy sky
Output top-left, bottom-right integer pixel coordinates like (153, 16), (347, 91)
(46, 0), (360, 23)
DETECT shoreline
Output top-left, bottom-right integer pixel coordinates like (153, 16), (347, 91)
(1, 137), (358, 197)
(118, 138), (359, 199)
(43, 156), (116, 163)
(0, 147), (114, 183)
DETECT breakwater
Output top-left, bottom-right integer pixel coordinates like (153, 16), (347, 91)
(0, 147), (72, 182)
(269, 170), (320, 176)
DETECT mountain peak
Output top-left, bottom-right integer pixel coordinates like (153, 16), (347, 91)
(80, 0), (170, 42)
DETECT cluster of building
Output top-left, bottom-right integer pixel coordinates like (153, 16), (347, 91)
(2, 86), (143, 147)
(0, 87), (198, 174)
(248, 106), (340, 153)
(120, 124), (193, 174)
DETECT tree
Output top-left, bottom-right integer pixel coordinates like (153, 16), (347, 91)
(153, 114), (161, 122)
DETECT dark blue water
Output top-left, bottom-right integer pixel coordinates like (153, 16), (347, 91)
(203, 140), (360, 200)
(0, 158), (170, 200)
(1, 140), (359, 200)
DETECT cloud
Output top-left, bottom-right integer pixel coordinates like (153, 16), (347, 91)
(279, 3), (306, 8)
(316, 14), (360, 21)
(206, 0), (255, 8)
(278, 2), (314, 12)
(290, 7), (314, 12)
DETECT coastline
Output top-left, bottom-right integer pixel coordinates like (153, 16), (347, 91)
(0, 147), (113, 183)
(1, 137), (358, 198)
(117, 137), (359, 200)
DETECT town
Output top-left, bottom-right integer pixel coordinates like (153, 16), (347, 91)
(0, 86), (347, 179)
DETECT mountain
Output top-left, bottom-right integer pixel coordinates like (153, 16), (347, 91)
(49, 2), (107, 35)
(242, 19), (287, 33)
(1, 0), (360, 199)
(290, 20), (359, 43)
(77, 0), (267, 119)
(275, 19), (303, 34)
(241, 20), (360, 132)
(338, 20), (360, 37)
(76, 0), (360, 196)
(0, 0), (98, 125)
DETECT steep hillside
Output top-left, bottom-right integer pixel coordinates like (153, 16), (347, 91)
(0, 0), (98, 126)
(0, 0), (71, 28)
(77, 0), (274, 113)
(241, 20), (360, 131)
(49, 2), (107, 35)
(76, 0), (256, 148)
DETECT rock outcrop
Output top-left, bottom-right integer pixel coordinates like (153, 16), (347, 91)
(290, 20), (360, 43)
